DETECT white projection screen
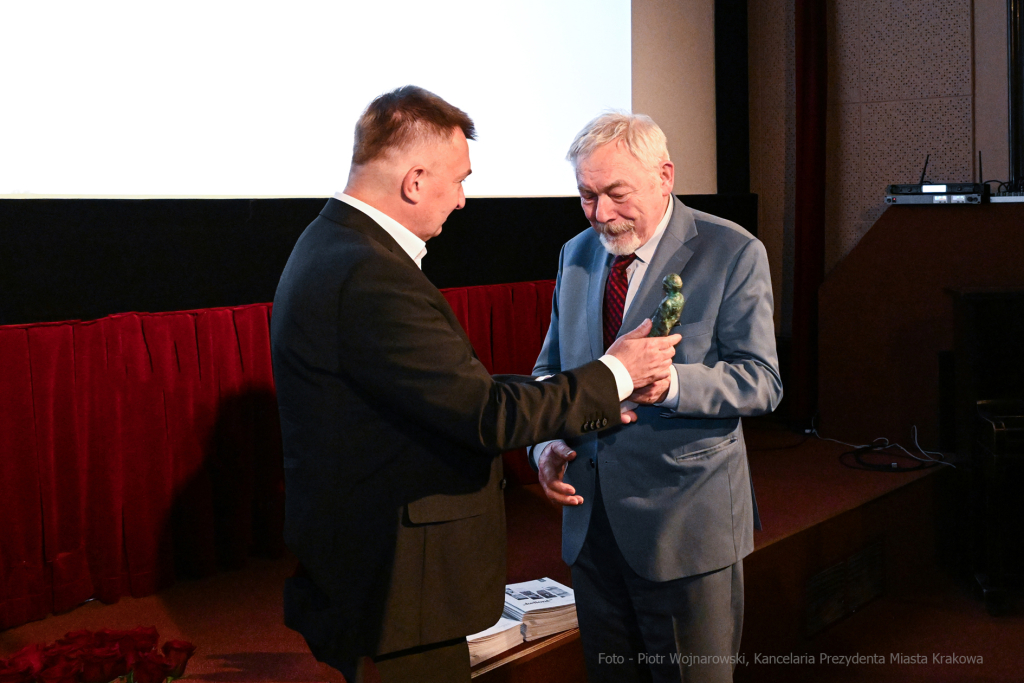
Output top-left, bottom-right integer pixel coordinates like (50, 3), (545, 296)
(1, 1), (630, 198)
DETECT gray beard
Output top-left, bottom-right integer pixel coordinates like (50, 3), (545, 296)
(596, 222), (642, 256)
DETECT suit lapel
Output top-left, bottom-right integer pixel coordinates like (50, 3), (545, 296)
(621, 197), (698, 334)
(587, 243), (613, 359)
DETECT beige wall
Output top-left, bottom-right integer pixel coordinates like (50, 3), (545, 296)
(633, 0), (718, 194)
(975, 0), (1009, 186)
(748, 0), (1009, 335)
(635, 0), (1008, 336)
(825, 0), (974, 275)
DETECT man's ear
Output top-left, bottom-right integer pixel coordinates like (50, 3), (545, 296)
(659, 160), (675, 195)
(401, 166), (426, 204)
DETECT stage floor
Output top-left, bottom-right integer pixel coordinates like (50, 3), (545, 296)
(3, 425), (1018, 683)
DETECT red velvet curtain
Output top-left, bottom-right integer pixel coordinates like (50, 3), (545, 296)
(0, 280), (555, 630)
(445, 280), (557, 487)
(791, 0), (828, 423)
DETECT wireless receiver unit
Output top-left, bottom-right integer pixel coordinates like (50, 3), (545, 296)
(884, 154), (988, 205)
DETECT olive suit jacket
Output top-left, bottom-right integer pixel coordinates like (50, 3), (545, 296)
(533, 197), (783, 581)
(270, 199), (620, 665)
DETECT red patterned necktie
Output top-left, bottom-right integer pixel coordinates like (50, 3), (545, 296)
(603, 253), (638, 350)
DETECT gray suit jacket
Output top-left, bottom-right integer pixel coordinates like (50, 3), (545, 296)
(533, 197), (782, 582)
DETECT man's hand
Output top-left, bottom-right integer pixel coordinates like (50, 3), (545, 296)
(537, 440), (583, 506)
(607, 319), (681, 390)
(630, 376), (671, 405)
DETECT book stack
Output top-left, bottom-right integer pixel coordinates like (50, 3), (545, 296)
(501, 577), (578, 641)
(467, 616), (524, 665)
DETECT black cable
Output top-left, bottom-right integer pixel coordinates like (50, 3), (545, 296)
(838, 440), (942, 472)
(808, 415), (955, 472)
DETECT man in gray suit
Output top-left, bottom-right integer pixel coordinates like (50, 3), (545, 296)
(531, 112), (782, 683)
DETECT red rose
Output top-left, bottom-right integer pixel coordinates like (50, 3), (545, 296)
(79, 645), (127, 683)
(4, 644), (44, 675)
(55, 632), (98, 650)
(160, 642), (195, 679)
(123, 628), (159, 656)
(43, 644), (82, 670)
(97, 628), (159, 658)
(91, 631), (121, 647)
(36, 660), (82, 683)
(0, 664), (33, 683)
(130, 652), (170, 683)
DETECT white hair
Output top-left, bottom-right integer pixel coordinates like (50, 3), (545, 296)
(566, 111), (670, 170)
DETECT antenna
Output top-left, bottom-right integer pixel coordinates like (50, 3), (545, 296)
(978, 150), (984, 186)
(918, 154), (930, 184)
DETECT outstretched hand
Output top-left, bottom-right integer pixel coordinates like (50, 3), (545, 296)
(537, 440), (583, 506)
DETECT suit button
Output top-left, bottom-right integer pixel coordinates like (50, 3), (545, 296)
(500, 477), (507, 490)
(589, 457), (596, 469)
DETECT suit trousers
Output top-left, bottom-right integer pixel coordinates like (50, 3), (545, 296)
(571, 470), (744, 683)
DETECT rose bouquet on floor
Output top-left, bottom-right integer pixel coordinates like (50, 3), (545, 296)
(0, 627), (196, 683)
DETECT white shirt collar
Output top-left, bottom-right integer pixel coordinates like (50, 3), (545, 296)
(333, 191), (428, 269)
(633, 195), (674, 264)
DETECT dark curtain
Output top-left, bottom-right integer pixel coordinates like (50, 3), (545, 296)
(791, 0), (829, 423)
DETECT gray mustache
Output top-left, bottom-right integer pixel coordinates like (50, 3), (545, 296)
(595, 221), (635, 236)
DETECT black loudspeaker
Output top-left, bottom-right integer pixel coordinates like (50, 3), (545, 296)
(952, 290), (1024, 615)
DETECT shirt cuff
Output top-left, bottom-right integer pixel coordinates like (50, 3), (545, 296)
(655, 365), (680, 409)
(528, 440), (556, 470)
(598, 354), (634, 401)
